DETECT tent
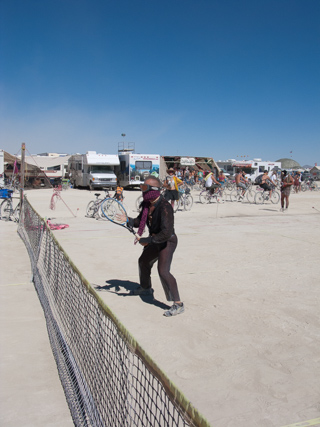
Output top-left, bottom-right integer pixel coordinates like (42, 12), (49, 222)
(161, 156), (219, 180)
(3, 151), (51, 189)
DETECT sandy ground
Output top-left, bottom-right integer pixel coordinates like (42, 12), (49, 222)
(18, 187), (320, 426)
(0, 219), (73, 427)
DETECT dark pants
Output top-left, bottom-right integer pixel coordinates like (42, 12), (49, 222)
(138, 234), (180, 301)
(209, 184), (219, 194)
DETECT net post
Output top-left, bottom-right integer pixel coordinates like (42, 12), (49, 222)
(20, 142), (26, 206)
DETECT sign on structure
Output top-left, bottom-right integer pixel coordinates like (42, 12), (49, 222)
(180, 157), (195, 166)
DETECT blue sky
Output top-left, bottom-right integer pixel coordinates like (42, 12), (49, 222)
(1, 0), (319, 165)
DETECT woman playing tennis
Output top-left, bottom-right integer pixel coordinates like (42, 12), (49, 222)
(117, 175), (184, 317)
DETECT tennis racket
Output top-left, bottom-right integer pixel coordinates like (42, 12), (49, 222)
(100, 198), (137, 236)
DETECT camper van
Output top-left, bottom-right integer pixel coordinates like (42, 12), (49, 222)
(68, 151), (119, 190)
(0, 150), (4, 187)
(118, 153), (160, 188)
(217, 159), (281, 181)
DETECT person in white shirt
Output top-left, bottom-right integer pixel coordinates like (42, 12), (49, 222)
(205, 171), (221, 194)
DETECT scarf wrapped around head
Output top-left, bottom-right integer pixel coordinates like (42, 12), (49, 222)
(137, 190), (160, 237)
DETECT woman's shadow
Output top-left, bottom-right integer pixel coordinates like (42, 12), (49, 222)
(94, 279), (170, 310)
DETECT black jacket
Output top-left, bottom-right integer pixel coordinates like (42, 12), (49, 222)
(128, 195), (175, 245)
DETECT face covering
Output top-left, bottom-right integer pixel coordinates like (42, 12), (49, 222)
(137, 190), (161, 237)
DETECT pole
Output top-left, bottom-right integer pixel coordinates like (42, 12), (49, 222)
(20, 142), (25, 206)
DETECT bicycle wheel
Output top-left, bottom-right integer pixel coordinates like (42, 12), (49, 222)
(230, 190), (239, 202)
(184, 195), (193, 210)
(246, 189), (256, 204)
(173, 199), (180, 212)
(0, 199), (13, 220)
(199, 191), (209, 204)
(13, 202), (21, 222)
(208, 193), (218, 203)
(86, 200), (97, 218)
(226, 182), (234, 191)
(271, 191), (280, 204)
(100, 198), (120, 220)
(255, 192), (264, 204)
(216, 190), (225, 203)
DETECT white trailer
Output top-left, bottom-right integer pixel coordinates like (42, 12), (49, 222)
(218, 158), (281, 181)
(0, 149), (4, 187)
(68, 151), (119, 190)
(118, 153), (160, 188)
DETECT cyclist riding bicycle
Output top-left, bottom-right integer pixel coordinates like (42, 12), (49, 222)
(235, 169), (248, 198)
(259, 170), (273, 199)
(204, 171), (221, 195)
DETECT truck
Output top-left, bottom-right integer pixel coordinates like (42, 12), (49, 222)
(117, 152), (160, 188)
(68, 151), (119, 190)
(217, 159), (281, 182)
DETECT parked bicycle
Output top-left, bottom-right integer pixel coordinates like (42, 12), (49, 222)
(301, 178), (319, 192)
(174, 187), (193, 212)
(86, 190), (111, 219)
(0, 189), (20, 222)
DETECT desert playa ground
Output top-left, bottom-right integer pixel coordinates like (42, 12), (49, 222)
(3, 187), (320, 427)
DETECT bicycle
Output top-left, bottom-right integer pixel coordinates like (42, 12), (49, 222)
(0, 189), (20, 222)
(86, 190), (111, 218)
(229, 184), (256, 203)
(199, 186), (225, 204)
(225, 179), (236, 191)
(174, 187), (193, 212)
(254, 186), (280, 204)
(301, 178), (319, 192)
(192, 180), (205, 191)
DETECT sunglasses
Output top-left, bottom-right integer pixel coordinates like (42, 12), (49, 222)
(140, 184), (161, 193)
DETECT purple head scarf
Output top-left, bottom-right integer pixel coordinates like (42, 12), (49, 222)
(136, 190), (161, 238)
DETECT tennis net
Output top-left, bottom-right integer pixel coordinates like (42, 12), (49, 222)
(18, 197), (210, 427)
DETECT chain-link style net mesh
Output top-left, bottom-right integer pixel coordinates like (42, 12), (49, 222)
(18, 198), (210, 427)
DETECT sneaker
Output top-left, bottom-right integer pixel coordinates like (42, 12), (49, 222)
(130, 286), (154, 296)
(163, 303), (185, 317)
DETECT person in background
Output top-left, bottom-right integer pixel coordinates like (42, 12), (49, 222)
(218, 170), (226, 187)
(235, 169), (247, 198)
(204, 170), (221, 194)
(114, 182), (124, 201)
(163, 168), (183, 208)
(184, 167), (190, 181)
(271, 170), (279, 187)
(281, 170), (294, 211)
(293, 172), (301, 193)
(197, 169), (204, 184)
(260, 170), (273, 199)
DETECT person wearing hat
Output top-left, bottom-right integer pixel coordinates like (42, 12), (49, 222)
(116, 175), (184, 317)
(163, 168), (183, 208)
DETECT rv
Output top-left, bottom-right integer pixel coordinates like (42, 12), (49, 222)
(0, 150), (4, 187)
(217, 159), (281, 181)
(68, 151), (119, 190)
(118, 153), (160, 188)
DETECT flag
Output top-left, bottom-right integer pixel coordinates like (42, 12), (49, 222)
(13, 160), (19, 174)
